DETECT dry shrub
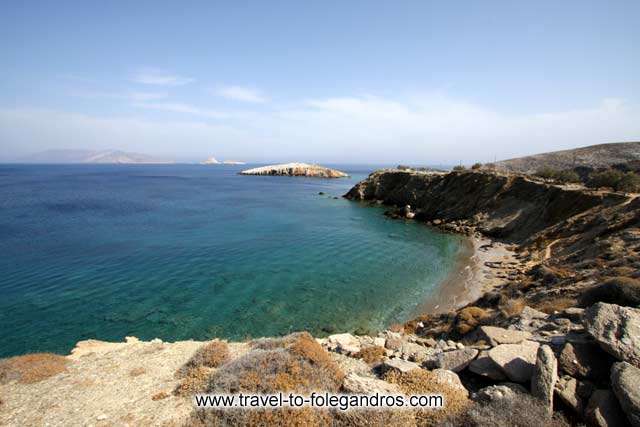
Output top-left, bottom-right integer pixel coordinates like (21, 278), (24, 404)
(536, 297), (577, 314)
(579, 276), (640, 307)
(174, 366), (211, 396)
(177, 341), (229, 378)
(389, 323), (405, 333)
(0, 353), (68, 384)
(500, 298), (525, 317)
(441, 392), (570, 427)
(333, 408), (416, 427)
(129, 367), (146, 377)
(190, 332), (345, 426)
(384, 369), (470, 426)
(355, 346), (386, 364)
(455, 307), (490, 335)
(151, 391), (169, 401)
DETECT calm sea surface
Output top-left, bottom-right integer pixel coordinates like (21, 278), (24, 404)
(0, 164), (463, 357)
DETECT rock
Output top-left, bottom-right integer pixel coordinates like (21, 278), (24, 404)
(435, 348), (478, 372)
(555, 375), (595, 414)
(382, 358), (420, 374)
(430, 369), (469, 397)
(400, 342), (436, 364)
(373, 337), (386, 347)
(586, 389), (629, 427)
(584, 303), (640, 367)
(478, 326), (532, 346)
(531, 345), (558, 416)
(385, 336), (403, 351)
(488, 340), (540, 382)
(327, 333), (361, 355)
(561, 307), (585, 322)
(475, 383), (527, 402)
(521, 306), (549, 320)
(611, 362), (640, 426)
(558, 341), (612, 382)
(469, 350), (507, 381)
(342, 373), (402, 394)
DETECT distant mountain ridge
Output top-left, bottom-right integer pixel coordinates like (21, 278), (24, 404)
(496, 141), (640, 173)
(21, 149), (172, 164)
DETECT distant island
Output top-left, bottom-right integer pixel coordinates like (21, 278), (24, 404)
(200, 156), (246, 165)
(240, 162), (348, 178)
(20, 149), (172, 164)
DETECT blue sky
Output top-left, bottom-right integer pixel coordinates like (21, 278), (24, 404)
(1, 1), (639, 163)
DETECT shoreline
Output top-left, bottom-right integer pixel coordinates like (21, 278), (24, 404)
(411, 230), (520, 316)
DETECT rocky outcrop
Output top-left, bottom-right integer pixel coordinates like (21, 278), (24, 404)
(488, 341), (540, 382)
(241, 163), (348, 178)
(531, 345), (558, 415)
(584, 303), (640, 367)
(611, 362), (640, 426)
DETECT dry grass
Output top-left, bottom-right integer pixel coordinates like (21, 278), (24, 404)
(536, 297), (577, 314)
(174, 366), (211, 396)
(129, 367), (146, 377)
(177, 341), (229, 378)
(0, 353), (68, 384)
(355, 345), (386, 364)
(190, 332), (345, 426)
(500, 298), (526, 317)
(384, 369), (470, 426)
(455, 306), (490, 335)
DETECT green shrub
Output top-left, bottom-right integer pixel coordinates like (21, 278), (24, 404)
(534, 167), (580, 183)
(587, 169), (640, 192)
(453, 165), (466, 171)
(471, 163), (482, 170)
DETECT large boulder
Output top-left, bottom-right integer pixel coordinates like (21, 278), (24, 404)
(430, 369), (469, 398)
(327, 333), (361, 355)
(531, 345), (558, 416)
(488, 340), (540, 382)
(469, 350), (507, 381)
(400, 341), (437, 364)
(342, 373), (402, 394)
(558, 341), (613, 383)
(611, 362), (640, 426)
(586, 389), (629, 427)
(435, 348), (478, 372)
(555, 375), (595, 415)
(584, 303), (640, 367)
(477, 326), (532, 346)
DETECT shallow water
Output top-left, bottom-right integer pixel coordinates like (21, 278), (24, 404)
(0, 164), (463, 357)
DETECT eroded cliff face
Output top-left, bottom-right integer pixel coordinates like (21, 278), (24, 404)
(345, 170), (626, 243)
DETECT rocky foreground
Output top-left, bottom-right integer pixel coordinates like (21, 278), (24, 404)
(1, 167), (639, 426)
(240, 162), (348, 178)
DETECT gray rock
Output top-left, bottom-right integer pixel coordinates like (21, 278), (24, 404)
(469, 350), (507, 381)
(435, 348), (479, 372)
(327, 333), (361, 355)
(521, 306), (549, 320)
(611, 362), (640, 426)
(342, 373), (402, 394)
(558, 341), (612, 382)
(584, 303), (640, 367)
(382, 358), (420, 374)
(400, 342), (436, 364)
(488, 340), (540, 382)
(478, 326), (532, 346)
(561, 307), (585, 322)
(385, 336), (403, 351)
(531, 345), (558, 416)
(475, 383), (527, 402)
(555, 375), (595, 415)
(430, 369), (469, 397)
(586, 389), (629, 427)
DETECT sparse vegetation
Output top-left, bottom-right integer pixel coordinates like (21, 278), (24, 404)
(151, 391), (169, 401)
(384, 369), (470, 426)
(455, 306), (491, 335)
(536, 297), (576, 314)
(471, 162), (482, 170)
(355, 345), (386, 364)
(534, 167), (580, 183)
(500, 298), (526, 317)
(129, 367), (146, 377)
(579, 276), (640, 307)
(0, 353), (68, 384)
(587, 168), (640, 192)
(453, 165), (466, 171)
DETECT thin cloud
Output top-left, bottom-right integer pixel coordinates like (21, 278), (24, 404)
(215, 85), (267, 103)
(133, 102), (231, 119)
(72, 91), (168, 101)
(131, 68), (194, 86)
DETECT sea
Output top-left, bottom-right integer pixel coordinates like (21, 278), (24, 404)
(0, 164), (463, 357)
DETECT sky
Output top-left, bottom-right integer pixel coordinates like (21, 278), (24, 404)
(1, 1), (639, 164)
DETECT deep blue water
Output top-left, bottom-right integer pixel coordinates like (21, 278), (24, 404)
(0, 164), (463, 357)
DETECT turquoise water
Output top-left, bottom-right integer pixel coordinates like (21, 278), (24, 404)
(0, 164), (463, 357)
